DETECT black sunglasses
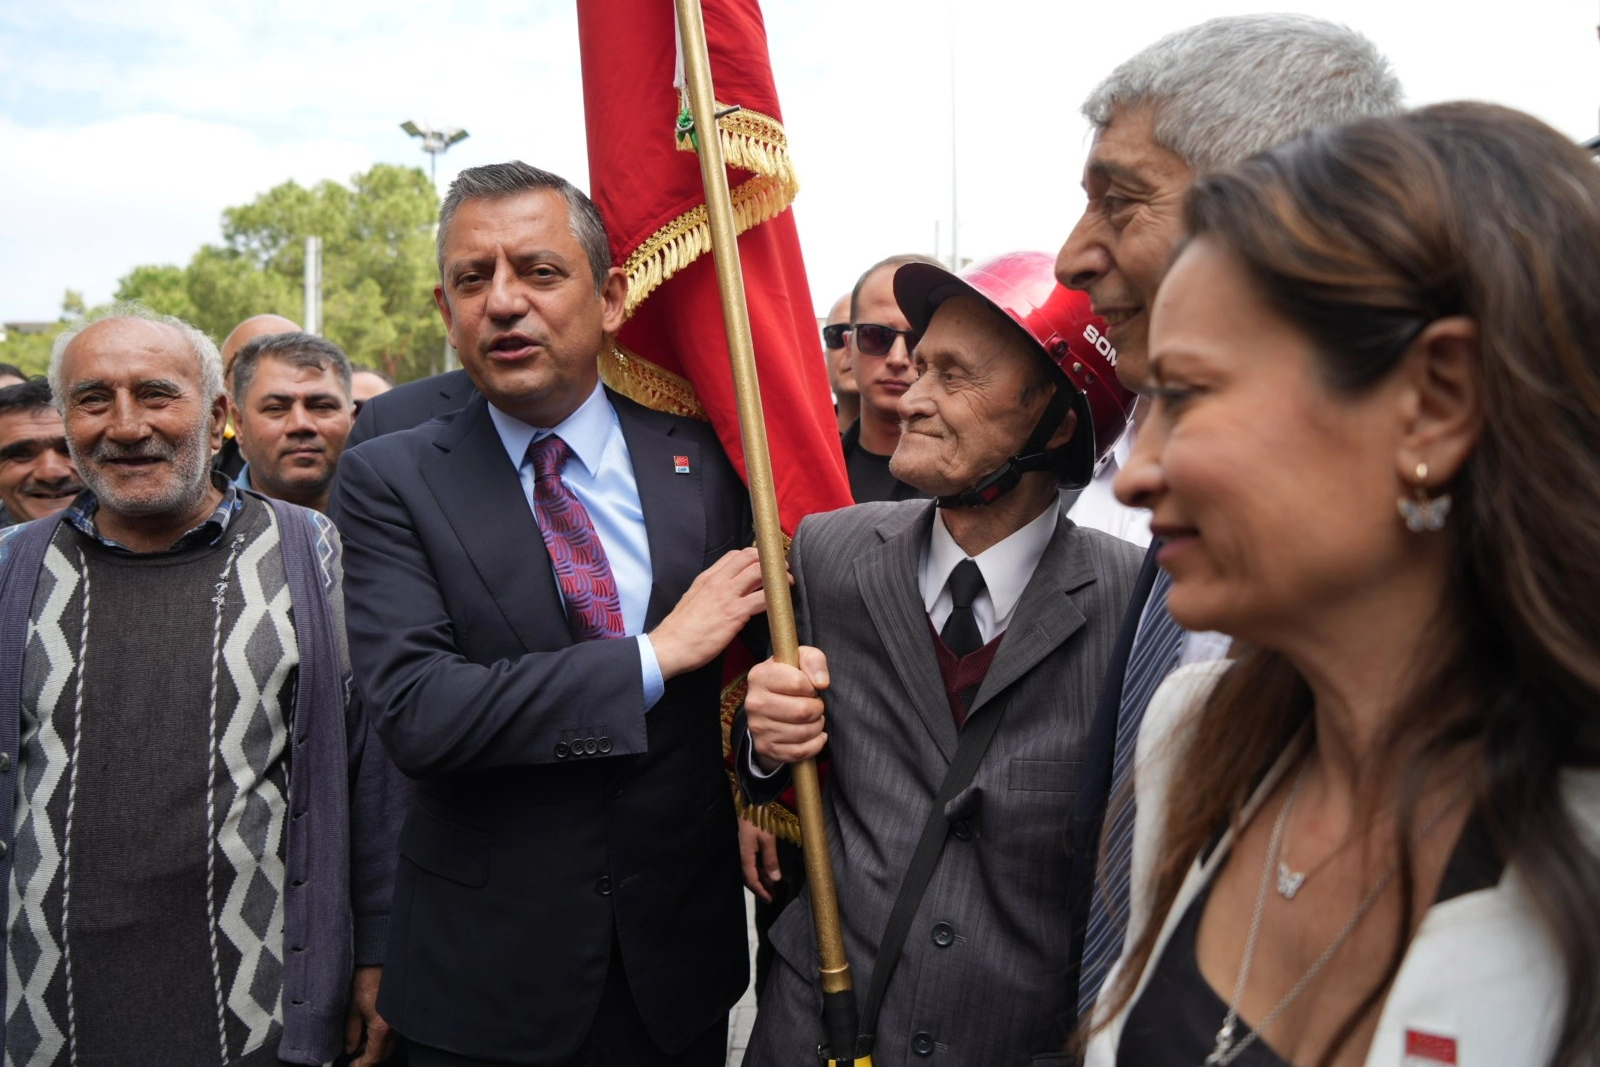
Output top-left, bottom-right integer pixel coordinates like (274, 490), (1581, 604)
(822, 323), (851, 350)
(853, 323), (916, 357)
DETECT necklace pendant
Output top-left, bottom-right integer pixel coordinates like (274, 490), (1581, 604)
(1205, 1024), (1236, 1066)
(1276, 860), (1306, 900)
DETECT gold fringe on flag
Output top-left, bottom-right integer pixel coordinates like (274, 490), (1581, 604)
(620, 102), (800, 319)
(605, 98), (806, 847)
(599, 343), (707, 421)
(721, 671), (804, 846)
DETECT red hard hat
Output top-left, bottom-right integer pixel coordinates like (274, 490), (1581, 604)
(894, 251), (1136, 489)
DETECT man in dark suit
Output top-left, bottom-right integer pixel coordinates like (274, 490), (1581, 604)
(1053, 14), (1403, 1021)
(332, 161), (765, 1067)
(739, 254), (1139, 1066)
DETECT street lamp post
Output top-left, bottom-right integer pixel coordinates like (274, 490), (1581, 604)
(401, 120), (470, 373)
(400, 120), (470, 184)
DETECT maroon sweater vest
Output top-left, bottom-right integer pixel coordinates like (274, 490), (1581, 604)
(928, 619), (1004, 729)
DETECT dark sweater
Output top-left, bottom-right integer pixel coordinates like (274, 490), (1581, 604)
(0, 491), (406, 1067)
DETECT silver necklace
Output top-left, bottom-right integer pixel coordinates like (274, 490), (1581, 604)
(1204, 760), (1464, 1066)
(1276, 814), (1349, 901)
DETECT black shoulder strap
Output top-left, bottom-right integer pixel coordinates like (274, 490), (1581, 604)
(854, 695), (1011, 1056)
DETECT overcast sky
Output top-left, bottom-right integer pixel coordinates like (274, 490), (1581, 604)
(2, 0), (1596, 324)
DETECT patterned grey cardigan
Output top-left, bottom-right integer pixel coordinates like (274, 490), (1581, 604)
(0, 496), (408, 1066)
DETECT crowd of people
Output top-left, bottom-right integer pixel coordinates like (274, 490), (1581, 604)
(0, 11), (1597, 1067)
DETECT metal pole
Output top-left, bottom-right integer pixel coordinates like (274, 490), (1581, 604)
(303, 235), (322, 337)
(672, 1), (861, 1063)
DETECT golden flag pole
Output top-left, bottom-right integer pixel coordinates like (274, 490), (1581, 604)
(671, 1), (864, 1063)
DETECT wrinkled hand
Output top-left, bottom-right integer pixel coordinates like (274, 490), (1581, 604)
(648, 547), (769, 679)
(745, 646), (830, 773)
(344, 965), (396, 1066)
(738, 818), (783, 903)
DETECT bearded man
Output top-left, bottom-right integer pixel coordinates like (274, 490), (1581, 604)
(0, 304), (402, 1067)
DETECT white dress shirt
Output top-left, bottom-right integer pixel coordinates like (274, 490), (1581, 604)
(1068, 426), (1152, 548)
(919, 502), (1059, 645)
(750, 502), (1060, 779)
(488, 381), (666, 710)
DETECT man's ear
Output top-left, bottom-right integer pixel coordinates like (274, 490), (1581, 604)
(433, 284), (455, 335)
(599, 267), (628, 335)
(209, 393), (230, 454)
(1395, 315), (1483, 485)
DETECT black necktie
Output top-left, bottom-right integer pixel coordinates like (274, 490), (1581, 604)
(940, 559), (986, 657)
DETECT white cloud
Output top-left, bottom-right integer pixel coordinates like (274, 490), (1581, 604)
(2, 0), (1597, 323)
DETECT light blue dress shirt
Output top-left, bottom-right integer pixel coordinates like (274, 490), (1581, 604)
(488, 382), (666, 710)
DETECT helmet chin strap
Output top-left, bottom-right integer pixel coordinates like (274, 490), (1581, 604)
(935, 383), (1074, 510)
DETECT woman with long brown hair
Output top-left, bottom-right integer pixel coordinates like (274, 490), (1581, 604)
(1082, 102), (1600, 1067)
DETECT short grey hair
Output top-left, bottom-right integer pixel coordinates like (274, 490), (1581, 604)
(230, 331), (353, 404)
(49, 302), (225, 409)
(437, 161), (613, 294)
(1083, 14), (1402, 174)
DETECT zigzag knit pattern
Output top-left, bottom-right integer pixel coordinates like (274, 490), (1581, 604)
(5, 503), (299, 1066)
(528, 435), (626, 642)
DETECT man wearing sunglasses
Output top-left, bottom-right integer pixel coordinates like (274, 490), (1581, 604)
(840, 254), (943, 504)
(820, 293), (858, 435)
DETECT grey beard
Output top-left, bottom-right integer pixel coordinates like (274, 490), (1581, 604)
(77, 418), (214, 520)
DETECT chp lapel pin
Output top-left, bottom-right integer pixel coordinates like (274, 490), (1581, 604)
(673, 454), (691, 475)
(1403, 1030), (1457, 1066)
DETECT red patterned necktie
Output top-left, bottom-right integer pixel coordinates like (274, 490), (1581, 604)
(528, 434), (626, 641)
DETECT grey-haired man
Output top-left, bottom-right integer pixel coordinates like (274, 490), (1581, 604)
(0, 304), (402, 1066)
(1056, 13), (1403, 1018)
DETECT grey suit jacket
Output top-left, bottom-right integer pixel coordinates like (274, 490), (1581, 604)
(739, 498), (1142, 1067)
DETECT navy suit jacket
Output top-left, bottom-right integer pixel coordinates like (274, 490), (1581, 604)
(1064, 541), (1161, 1015)
(331, 388), (750, 1063)
(346, 368), (476, 449)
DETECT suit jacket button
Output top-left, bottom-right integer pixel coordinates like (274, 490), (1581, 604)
(555, 742), (570, 759)
(0, 752), (11, 773)
(597, 736), (613, 754)
(595, 876), (612, 896)
(584, 737), (598, 755)
(951, 819), (973, 841)
(930, 922), (954, 948)
(911, 1031), (935, 1056)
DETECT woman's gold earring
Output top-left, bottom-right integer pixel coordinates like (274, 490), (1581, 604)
(1397, 461), (1452, 532)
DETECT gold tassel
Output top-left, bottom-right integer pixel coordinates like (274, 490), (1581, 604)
(625, 101), (800, 319)
(599, 343), (708, 421)
(718, 636), (804, 848)
(733, 781), (805, 846)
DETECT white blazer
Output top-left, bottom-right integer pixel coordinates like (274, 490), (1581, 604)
(1083, 660), (1596, 1067)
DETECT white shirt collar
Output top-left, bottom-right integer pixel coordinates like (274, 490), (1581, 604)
(487, 380), (612, 475)
(921, 501), (1060, 623)
(1111, 418), (1135, 469)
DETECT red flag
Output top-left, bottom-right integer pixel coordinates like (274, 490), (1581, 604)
(578, 0), (851, 841)
(577, 0), (851, 536)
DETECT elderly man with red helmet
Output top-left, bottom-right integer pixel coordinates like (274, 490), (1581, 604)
(737, 253), (1140, 1066)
